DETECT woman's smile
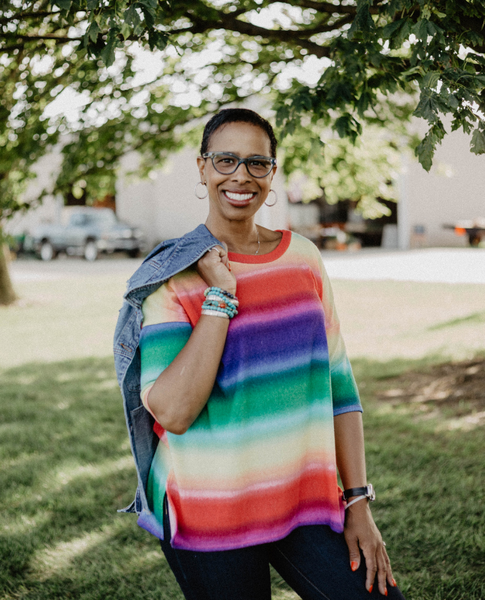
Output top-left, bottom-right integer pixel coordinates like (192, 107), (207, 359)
(222, 190), (257, 205)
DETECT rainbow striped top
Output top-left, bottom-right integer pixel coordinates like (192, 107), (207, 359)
(139, 230), (361, 551)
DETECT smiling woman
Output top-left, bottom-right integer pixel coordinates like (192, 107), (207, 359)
(195, 113), (279, 255)
(114, 108), (407, 600)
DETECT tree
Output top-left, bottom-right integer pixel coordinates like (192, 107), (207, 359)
(1, 0), (484, 303)
(2, 0), (484, 194)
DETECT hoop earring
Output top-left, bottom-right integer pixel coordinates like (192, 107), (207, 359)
(194, 182), (208, 199)
(265, 189), (277, 207)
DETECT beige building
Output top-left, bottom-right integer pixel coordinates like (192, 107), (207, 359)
(6, 127), (484, 251)
(398, 123), (485, 249)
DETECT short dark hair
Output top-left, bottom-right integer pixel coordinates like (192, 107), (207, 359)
(200, 108), (277, 158)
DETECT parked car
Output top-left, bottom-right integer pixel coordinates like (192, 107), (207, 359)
(24, 207), (146, 261)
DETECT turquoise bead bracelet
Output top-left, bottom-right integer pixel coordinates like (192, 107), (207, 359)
(202, 299), (238, 318)
(205, 296), (238, 312)
(204, 286), (237, 301)
(201, 287), (239, 319)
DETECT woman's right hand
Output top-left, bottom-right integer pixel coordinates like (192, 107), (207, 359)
(197, 244), (237, 295)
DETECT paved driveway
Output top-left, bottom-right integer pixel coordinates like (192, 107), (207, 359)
(9, 247), (485, 284)
(322, 248), (485, 284)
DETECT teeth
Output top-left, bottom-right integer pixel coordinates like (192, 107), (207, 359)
(225, 191), (254, 201)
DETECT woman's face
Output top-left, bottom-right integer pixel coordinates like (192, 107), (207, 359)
(197, 121), (276, 224)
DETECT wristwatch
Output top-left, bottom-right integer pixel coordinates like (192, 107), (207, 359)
(342, 484), (376, 502)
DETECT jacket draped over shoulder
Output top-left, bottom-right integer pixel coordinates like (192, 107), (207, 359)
(113, 224), (221, 520)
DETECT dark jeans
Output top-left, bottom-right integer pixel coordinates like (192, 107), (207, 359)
(160, 500), (407, 600)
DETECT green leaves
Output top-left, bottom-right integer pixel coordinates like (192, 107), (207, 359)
(415, 121), (446, 172)
(471, 127), (485, 155)
(348, 0), (375, 39)
(148, 30), (169, 52)
(1, 0), (485, 214)
(53, 0), (72, 10)
(124, 5), (141, 29)
(414, 91), (442, 123)
(100, 25), (122, 67)
(335, 114), (362, 143)
(86, 21), (100, 44)
(421, 71), (440, 90)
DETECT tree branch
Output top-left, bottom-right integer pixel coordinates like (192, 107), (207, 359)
(0, 37), (78, 53)
(296, 14), (354, 36)
(177, 13), (332, 58)
(0, 11), (60, 24)
(276, 0), (378, 16)
(1, 34), (82, 42)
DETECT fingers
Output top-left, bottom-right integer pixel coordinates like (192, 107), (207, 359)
(345, 532), (361, 574)
(383, 547), (397, 589)
(363, 541), (396, 596)
(197, 245), (236, 294)
(344, 507), (397, 596)
(208, 245), (231, 271)
(375, 545), (388, 596)
(363, 547), (378, 594)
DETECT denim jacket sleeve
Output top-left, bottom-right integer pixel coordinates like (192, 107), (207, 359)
(113, 224), (221, 518)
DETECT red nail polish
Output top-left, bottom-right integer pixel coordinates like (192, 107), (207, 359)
(351, 561), (358, 571)
(385, 590), (388, 597)
(392, 578), (397, 587)
(368, 584), (373, 593)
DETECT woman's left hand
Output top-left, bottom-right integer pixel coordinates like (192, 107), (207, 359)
(344, 499), (396, 596)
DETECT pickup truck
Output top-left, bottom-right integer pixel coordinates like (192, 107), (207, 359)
(25, 207), (146, 261)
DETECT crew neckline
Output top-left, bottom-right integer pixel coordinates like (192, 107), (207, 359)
(228, 229), (291, 263)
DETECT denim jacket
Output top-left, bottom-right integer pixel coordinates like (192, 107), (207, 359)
(113, 224), (221, 520)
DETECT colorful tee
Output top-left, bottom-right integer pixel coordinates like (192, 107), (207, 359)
(139, 230), (362, 551)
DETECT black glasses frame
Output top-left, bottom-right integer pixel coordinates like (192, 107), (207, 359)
(202, 152), (276, 178)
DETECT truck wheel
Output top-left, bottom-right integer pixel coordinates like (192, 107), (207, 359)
(40, 241), (56, 261)
(83, 240), (98, 261)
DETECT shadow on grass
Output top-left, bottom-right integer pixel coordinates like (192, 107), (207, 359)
(427, 311), (485, 331)
(0, 357), (182, 600)
(1, 356), (484, 600)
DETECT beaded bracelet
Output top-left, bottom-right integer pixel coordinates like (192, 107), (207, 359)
(204, 296), (238, 313)
(204, 287), (237, 301)
(205, 293), (239, 308)
(201, 299), (238, 319)
(202, 287), (239, 319)
(201, 308), (230, 319)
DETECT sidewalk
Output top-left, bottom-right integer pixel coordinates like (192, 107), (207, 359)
(9, 247), (485, 285)
(322, 247), (485, 284)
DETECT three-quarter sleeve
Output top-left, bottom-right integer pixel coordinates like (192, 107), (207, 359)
(316, 253), (362, 416)
(139, 280), (192, 417)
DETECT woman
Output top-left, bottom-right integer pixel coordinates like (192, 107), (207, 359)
(115, 108), (406, 600)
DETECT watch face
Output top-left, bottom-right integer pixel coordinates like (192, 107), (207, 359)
(366, 484), (376, 502)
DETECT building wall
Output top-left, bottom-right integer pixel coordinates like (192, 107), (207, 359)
(8, 126), (482, 250)
(401, 122), (485, 248)
(5, 153), (63, 236)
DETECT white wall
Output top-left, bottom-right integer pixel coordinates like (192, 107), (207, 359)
(402, 122), (485, 248)
(5, 152), (63, 236)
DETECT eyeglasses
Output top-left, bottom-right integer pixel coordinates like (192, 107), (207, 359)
(202, 152), (276, 178)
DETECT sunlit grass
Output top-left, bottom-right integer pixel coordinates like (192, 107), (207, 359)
(3, 274), (485, 369)
(332, 280), (485, 363)
(1, 356), (484, 599)
(2, 267), (485, 599)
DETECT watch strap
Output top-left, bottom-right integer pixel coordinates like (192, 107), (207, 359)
(343, 484), (375, 502)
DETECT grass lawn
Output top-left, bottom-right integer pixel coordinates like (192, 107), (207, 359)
(1, 265), (484, 599)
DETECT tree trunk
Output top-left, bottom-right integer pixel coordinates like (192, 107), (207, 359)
(0, 242), (18, 305)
